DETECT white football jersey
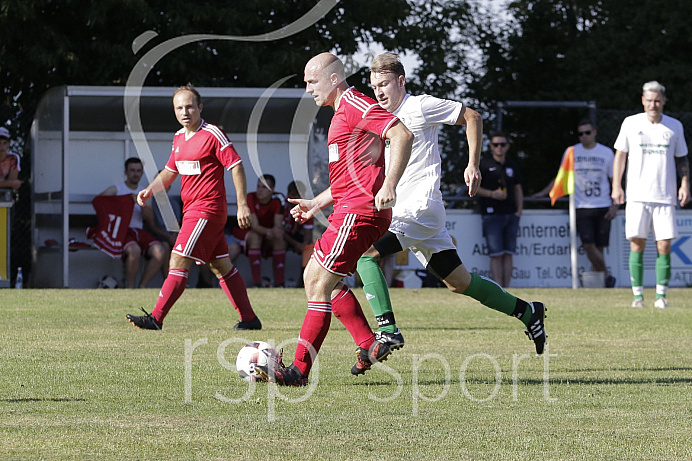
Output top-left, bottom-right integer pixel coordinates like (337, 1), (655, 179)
(614, 113), (688, 205)
(385, 94), (463, 238)
(569, 142), (614, 209)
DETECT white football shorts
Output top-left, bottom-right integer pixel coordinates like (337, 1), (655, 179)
(625, 201), (678, 241)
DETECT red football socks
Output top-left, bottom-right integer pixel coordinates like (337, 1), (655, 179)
(151, 268), (188, 323)
(219, 267), (256, 321)
(293, 302), (331, 376)
(273, 249), (286, 287)
(331, 285), (375, 349)
(248, 249), (262, 286)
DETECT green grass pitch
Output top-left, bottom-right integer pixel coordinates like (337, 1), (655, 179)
(1, 287), (691, 460)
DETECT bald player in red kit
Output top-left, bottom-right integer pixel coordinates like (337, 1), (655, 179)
(257, 53), (413, 386)
(126, 84), (261, 331)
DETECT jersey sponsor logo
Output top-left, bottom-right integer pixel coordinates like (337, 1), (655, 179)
(328, 143), (339, 163)
(176, 160), (201, 175)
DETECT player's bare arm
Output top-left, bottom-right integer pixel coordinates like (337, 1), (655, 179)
(457, 107), (483, 197)
(377, 120), (413, 210)
(137, 169), (177, 207)
(676, 155), (690, 207)
(611, 150), (627, 205)
(288, 187), (333, 223)
(231, 163), (251, 229)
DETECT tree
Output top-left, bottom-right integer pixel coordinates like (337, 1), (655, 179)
(1, 0), (479, 277)
(466, 0), (692, 195)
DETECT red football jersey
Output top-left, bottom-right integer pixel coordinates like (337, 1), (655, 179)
(165, 120), (242, 221)
(327, 88), (398, 217)
(247, 192), (283, 228)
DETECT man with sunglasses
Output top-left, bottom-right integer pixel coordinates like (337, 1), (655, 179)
(532, 119), (618, 287)
(477, 133), (524, 287)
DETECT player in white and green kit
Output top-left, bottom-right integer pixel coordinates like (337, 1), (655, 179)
(612, 81), (690, 308)
(356, 53), (547, 355)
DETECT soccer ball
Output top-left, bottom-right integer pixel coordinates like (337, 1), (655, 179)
(235, 341), (280, 382)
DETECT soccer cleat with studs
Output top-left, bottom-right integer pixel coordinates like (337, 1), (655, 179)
(351, 339), (392, 376)
(255, 363), (308, 387)
(126, 308), (162, 330)
(524, 301), (547, 355)
(375, 329), (405, 351)
(631, 298), (644, 308)
(232, 316), (262, 330)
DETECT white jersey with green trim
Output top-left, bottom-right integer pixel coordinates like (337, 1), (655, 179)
(614, 113), (688, 205)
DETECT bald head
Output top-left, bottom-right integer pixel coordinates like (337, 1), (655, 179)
(304, 53), (348, 108)
(306, 53), (345, 81)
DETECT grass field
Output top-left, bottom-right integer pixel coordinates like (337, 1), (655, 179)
(1, 287), (691, 460)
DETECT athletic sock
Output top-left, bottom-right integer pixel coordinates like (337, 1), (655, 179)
(655, 252), (670, 299)
(248, 249), (262, 286)
(331, 284), (376, 349)
(629, 250), (644, 298)
(272, 249), (286, 287)
(357, 255), (396, 333)
(151, 268), (188, 323)
(463, 272), (532, 326)
(293, 302), (331, 377)
(219, 267), (256, 321)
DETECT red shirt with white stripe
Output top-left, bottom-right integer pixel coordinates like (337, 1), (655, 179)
(165, 120), (242, 221)
(328, 87), (399, 217)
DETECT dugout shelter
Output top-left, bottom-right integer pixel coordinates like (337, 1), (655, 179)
(31, 85), (322, 288)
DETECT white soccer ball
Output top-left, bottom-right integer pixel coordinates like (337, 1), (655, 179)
(235, 341), (280, 382)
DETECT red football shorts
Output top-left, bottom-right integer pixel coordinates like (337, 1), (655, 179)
(172, 215), (229, 265)
(124, 228), (160, 254)
(312, 212), (390, 276)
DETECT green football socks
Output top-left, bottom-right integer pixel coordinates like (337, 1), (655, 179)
(629, 250), (644, 299)
(357, 255), (397, 333)
(655, 253), (670, 300)
(463, 273), (531, 326)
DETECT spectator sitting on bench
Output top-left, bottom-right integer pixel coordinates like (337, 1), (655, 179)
(98, 157), (168, 288)
(231, 174), (286, 287)
(282, 180), (313, 287)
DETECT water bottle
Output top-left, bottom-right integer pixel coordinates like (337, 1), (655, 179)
(15, 267), (23, 289)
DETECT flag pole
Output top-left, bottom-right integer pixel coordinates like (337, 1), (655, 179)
(569, 193), (578, 289)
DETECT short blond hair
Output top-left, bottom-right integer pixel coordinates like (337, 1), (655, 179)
(371, 52), (405, 77)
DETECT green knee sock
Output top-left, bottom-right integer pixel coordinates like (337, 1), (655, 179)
(463, 273), (531, 326)
(655, 253), (670, 299)
(629, 250), (644, 298)
(357, 255), (396, 333)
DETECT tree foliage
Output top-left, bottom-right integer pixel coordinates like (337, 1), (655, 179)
(468, 0), (692, 194)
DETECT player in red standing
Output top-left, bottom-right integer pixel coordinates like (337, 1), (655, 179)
(257, 53), (413, 385)
(126, 84), (261, 331)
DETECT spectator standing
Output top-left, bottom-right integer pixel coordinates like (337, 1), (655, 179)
(477, 133), (524, 287)
(0, 127), (22, 190)
(532, 119), (619, 287)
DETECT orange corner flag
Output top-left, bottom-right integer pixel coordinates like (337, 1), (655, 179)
(549, 146), (575, 206)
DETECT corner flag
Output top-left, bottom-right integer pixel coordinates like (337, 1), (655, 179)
(549, 146), (575, 205)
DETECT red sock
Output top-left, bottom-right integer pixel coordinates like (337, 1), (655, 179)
(151, 268), (188, 324)
(292, 302), (331, 377)
(248, 249), (262, 286)
(273, 250), (286, 287)
(331, 285), (374, 349)
(219, 267), (256, 321)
